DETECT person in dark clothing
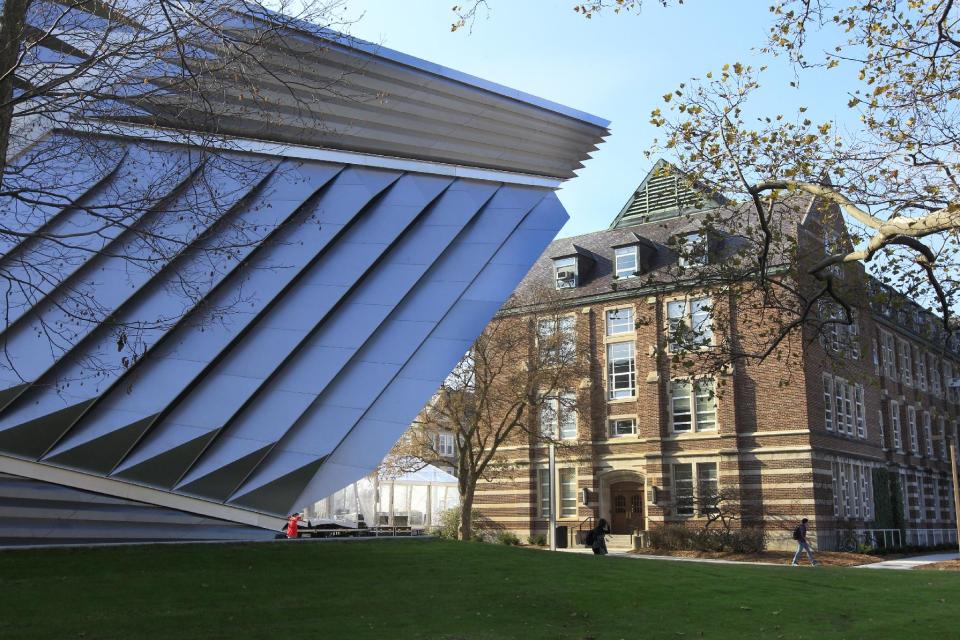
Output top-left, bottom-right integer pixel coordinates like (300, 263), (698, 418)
(791, 518), (819, 566)
(591, 518), (611, 555)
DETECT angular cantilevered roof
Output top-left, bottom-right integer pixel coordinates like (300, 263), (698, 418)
(0, 3), (606, 533)
(0, 133), (572, 526)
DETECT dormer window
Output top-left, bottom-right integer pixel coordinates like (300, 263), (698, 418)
(553, 256), (578, 289)
(614, 246), (639, 279)
(677, 232), (708, 268)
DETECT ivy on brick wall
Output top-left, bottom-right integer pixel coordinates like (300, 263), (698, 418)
(872, 468), (905, 532)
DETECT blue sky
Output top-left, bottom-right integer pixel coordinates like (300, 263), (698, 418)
(342, 1), (861, 238)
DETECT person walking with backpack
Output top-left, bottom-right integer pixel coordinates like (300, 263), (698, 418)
(791, 518), (819, 566)
(588, 518), (611, 555)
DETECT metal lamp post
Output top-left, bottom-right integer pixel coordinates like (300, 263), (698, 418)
(548, 440), (557, 551)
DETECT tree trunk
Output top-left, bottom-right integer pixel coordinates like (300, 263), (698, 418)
(458, 483), (476, 541)
(0, 0), (29, 178)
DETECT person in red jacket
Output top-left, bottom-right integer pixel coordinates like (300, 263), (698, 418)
(286, 513), (302, 539)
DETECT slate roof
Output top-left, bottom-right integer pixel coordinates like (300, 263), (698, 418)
(508, 171), (815, 307)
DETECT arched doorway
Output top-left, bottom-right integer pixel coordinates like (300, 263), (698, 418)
(609, 481), (644, 534)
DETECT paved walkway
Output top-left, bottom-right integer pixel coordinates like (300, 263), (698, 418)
(859, 551), (959, 570)
(560, 546), (960, 570)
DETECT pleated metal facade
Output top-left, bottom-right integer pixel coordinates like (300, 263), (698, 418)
(0, 133), (571, 530)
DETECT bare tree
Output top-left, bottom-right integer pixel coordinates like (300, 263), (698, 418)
(0, 0), (366, 384)
(392, 292), (591, 541)
(452, 0), (960, 375)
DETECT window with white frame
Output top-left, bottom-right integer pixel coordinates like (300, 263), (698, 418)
(899, 339), (913, 386)
(931, 354), (942, 395)
(923, 412), (934, 457)
(670, 379), (717, 432)
(939, 416), (948, 460)
(605, 307), (634, 336)
(677, 231), (708, 268)
(819, 303), (860, 358)
(834, 377), (854, 436)
(608, 417), (637, 437)
(537, 468), (551, 518)
(553, 256), (578, 289)
(891, 401), (903, 451)
(908, 406), (919, 453)
(614, 246), (639, 279)
(559, 468), (577, 518)
(697, 462), (719, 515)
(946, 361), (956, 403)
(673, 464), (694, 516)
(934, 476), (942, 522)
(823, 374), (835, 432)
(881, 331), (897, 378)
(918, 473), (929, 521)
(537, 316), (576, 365)
(916, 347), (927, 390)
(901, 469), (910, 520)
(666, 297), (712, 351)
(435, 432), (455, 457)
(607, 341), (636, 400)
(832, 460), (875, 521)
(872, 339), (880, 376)
(539, 393), (577, 440)
(878, 409), (886, 448)
(848, 464), (863, 518)
(854, 384), (866, 439)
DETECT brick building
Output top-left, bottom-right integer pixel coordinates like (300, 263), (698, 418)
(473, 162), (960, 550)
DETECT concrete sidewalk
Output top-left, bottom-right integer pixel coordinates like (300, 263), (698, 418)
(560, 546), (960, 570)
(859, 552), (959, 570)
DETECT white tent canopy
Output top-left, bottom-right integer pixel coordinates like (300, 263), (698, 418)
(303, 465), (459, 530)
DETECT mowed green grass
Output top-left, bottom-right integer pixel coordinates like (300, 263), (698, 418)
(1, 539), (958, 640)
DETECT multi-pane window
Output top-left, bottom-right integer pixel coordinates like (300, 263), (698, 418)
(677, 232), (708, 267)
(878, 409), (886, 448)
(854, 384), (866, 439)
(673, 464), (694, 516)
(559, 468), (577, 518)
(931, 354), (943, 395)
(670, 379), (717, 432)
(901, 470), (910, 520)
(537, 468), (551, 518)
(834, 377), (854, 436)
(436, 432), (455, 457)
(819, 303), (860, 358)
(832, 460), (875, 521)
(891, 401), (903, 451)
(606, 307), (634, 335)
(908, 406), (919, 453)
(916, 347), (927, 390)
(872, 339), (880, 375)
(899, 340), (913, 386)
(823, 374), (835, 432)
(946, 361), (956, 403)
(537, 316), (575, 364)
(697, 463), (719, 515)
(608, 417), (637, 437)
(923, 412), (934, 457)
(939, 417), (948, 460)
(553, 256), (578, 289)
(881, 331), (897, 378)
(667, 297), (712, 351)
(607, 342), (636, 399)
(614, 246), (639, 279)
(540, 393), (577, 440)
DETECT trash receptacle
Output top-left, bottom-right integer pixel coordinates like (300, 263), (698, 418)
(555, 525), (568, 548)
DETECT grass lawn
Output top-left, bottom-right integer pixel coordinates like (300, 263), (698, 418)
(1, 539), (958, 640)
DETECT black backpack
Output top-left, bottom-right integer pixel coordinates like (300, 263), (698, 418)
(792, 526), (802, 541)
(584, 529), (596, 546)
